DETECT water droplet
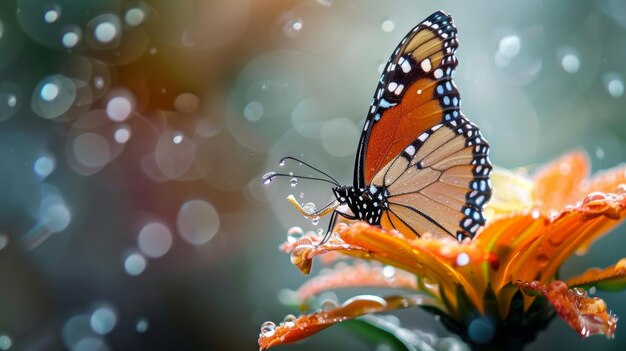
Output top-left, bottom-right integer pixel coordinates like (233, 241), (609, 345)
(283, 314), (296, 327)
(244, 101), (264, 121)
(290, 177), (298, 187)
(589, 286), (597, 295)
(260, 321), (276, 337)
(456, 253), (471, 267)
(303, 202), (316, 213)
(287, 226), (303, 243)
(279, 158), (287, 166)
(381, 20), (395, 33)
(172, 132), (184, 144)
(261, 172), (277, 185)
(531, 209), (541, 219)
(311, 216), (319, 226)
(382, 265), (395, 278)
(283, 18), (303, 37)
(299, 192), (304, 198)
(316, 228), (324, 236)
(536, 253), (549, 265)
(561, 53), (580, 73)
(321, 299), (338, 310)
(44, 9), (60, 23)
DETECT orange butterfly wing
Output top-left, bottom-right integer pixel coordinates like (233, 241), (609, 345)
(355, 11), (460, 188)
(355, 11), (492, 240)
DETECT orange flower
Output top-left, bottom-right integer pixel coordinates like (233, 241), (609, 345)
(259, 151), (626, 350)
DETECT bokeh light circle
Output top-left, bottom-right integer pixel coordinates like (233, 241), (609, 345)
(176, 200), (220, 245)
(90, 306), (117, 335)
(124, 253), (147, 276)
(34, 155), (56, 178)
(32, 74), (77, 119)
(138, 222), (173, 258)
(73, 133), (111, 168)
(320, 118), (360, 157)
(42, 203), (71, 232)
(106, 95), (134, 122)
(125, 8), (145, 27)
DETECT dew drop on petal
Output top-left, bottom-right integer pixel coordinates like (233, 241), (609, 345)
(260, 321), (276, 337)
(382, 265), (395, 278)
(321, 299), (338, 310)
(283, 314), (296, 327)
(455, 253), (470, 267)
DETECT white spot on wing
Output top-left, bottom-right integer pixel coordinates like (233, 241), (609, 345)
(420, 59), (432, 72)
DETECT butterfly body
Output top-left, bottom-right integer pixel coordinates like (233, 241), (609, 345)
(332, 185), (389, 225)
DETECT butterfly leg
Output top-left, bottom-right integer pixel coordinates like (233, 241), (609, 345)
(319, 210), (340, 245)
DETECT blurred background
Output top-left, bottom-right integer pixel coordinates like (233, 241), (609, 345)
(0, 0), (625, 350)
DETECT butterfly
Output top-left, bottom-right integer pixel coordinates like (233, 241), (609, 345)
(264, 10), (492, 242)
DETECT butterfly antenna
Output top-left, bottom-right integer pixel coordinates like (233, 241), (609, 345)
(279, 156), (340, 185)
(261, 172), (339, 187)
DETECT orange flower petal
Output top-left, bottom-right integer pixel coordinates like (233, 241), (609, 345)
(512, 190), (626, 289)
(567, 258), (626, 291)
(296, 261), (419, 302)
(581, 164), (626, 197)
(484, 167), (535, 220)
(286, 222), (496, 317)
(516, 280), (617, 338)
(258, 294), (439, 350)
(533, 151), (589, 212)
